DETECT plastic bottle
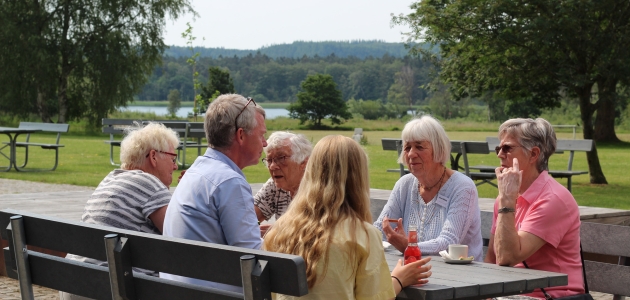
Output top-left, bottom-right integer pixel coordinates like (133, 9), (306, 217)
(403, 225), (422, 265)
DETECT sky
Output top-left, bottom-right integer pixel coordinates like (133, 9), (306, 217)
(163, 0), (415, 50)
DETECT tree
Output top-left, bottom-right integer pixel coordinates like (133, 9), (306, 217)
(0, 0), (194, 125)
(392, 0), (630, 184)
(289, 74), (351, 127)
(167, 89), (182, 118)
(199, 66), (235, 111)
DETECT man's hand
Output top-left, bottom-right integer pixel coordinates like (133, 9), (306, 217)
(383, 216), (407, 252)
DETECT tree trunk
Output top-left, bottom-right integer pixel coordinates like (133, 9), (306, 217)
(577, 85), (608, 184)
(36, 86), (52, 123)
(593, 79), (621, 142)
(57, 72), (68, 124)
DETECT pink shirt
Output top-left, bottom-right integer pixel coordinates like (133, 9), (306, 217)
(491, 171), (584, 298)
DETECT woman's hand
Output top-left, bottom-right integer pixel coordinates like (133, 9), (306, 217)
(495, 158), (521, 208)
(260, 224), (271, 238)
(391, 257), (432, 288)
(382, 216), (407, 252)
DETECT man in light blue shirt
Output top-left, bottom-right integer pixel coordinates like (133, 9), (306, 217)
(161, 94), (267, 291)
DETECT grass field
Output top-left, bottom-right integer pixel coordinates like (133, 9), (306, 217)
(1, 127), (629, 209)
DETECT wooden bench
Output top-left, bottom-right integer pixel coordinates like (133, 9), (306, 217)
(480, 212), (630, 299)
(5, 122), (69, 171)
(0, 209), (308, 300)
(486, 137), (592, 192)
(102, 119), (138, 166)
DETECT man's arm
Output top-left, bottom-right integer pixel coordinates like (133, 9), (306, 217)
(149, 205), (168, 233)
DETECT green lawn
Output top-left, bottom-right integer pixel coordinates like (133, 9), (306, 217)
(1, 130), (629, 209)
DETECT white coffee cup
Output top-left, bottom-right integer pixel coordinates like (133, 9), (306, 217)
(448, 244), (468, 259)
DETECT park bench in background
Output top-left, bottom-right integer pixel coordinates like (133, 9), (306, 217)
(147, 121), (206, 169)
(0, 209), (308, 300)
(486, 137), (592, 192)
(102, 118), (138, 166)
(7, 122), (69, 171)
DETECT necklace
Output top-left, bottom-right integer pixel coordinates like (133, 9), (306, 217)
(419, 167), (446, 191)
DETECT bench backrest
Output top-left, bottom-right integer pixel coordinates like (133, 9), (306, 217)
(580, 222), (630, 297)
(18, 122), (69, 144)
(102, 119), (139, 136)
(0, 209), (308, 299)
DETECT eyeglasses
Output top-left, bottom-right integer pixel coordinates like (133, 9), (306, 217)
(495, 144), (523, 155)
(234, 97), (256, 132)
(262, 155), (290, 167)
(146, 150), (178, 164)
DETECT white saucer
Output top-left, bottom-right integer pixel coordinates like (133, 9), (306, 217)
(444, 258), (473, 264)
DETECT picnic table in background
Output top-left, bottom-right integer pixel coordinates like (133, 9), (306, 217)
(0, 122), (69, 172)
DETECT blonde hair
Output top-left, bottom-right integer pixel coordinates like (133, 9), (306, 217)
(263, 135), (372, 288)
(120, 122), (180, 170)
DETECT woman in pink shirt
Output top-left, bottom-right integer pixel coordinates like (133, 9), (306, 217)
(485, 118), (584, 299)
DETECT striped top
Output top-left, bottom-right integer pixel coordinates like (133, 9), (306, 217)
(374, 172), (483, 261)
(82, 169), (171, 234)
(68, 169), (171, 276)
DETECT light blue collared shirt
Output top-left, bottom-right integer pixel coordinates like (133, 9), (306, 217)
(161, 147), (261, 291)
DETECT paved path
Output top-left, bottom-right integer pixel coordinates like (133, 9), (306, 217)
(0, 178), (620, 299)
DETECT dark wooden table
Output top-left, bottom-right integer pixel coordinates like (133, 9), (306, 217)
(384, 250), (568, 300)
(0, 127), (41, 172)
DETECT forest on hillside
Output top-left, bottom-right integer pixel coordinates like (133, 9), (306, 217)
(137, 52), (433, 105)
(163, 40), (415, 59)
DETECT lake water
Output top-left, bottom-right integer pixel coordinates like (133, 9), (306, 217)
(120, 106), (290, 119)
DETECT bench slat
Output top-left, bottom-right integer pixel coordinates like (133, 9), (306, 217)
(18, 122), (69, 133)
(581, 222), (630, 257)
(585, 261), (630, 296)
(10, 250), (244, 300)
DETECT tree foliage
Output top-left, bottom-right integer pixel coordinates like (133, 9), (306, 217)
(289, 74), (351, 127)
(393, 0), (630, 184)
(199, 66), (235, 112)
(0, 0), (194, 125)
(167, 89), (182, 118)
(138, 54), (430, 104)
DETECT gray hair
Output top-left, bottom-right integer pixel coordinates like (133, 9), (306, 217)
(120, 122), (180, 170)
(265, 131), (313, 164)
(399, 115), (451, 166)
(204, 94), (266, 150)
(498, 118), (556, 172)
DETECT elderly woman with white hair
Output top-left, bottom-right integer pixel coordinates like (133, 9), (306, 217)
(254, 131), (312, 225)
(375, 115), (483, 260)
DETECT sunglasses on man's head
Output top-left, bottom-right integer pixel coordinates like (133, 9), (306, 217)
(495, 144), (522, 155)
(234, 97), (256, 131)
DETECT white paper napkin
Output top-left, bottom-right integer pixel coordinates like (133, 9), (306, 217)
(439, 250), (452, 260)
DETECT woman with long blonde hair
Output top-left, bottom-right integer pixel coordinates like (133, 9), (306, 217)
(264, 135), (431, 299)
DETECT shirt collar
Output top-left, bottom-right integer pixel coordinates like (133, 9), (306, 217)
(204, 147), (245, 178)
(520, 170), (549, 204)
